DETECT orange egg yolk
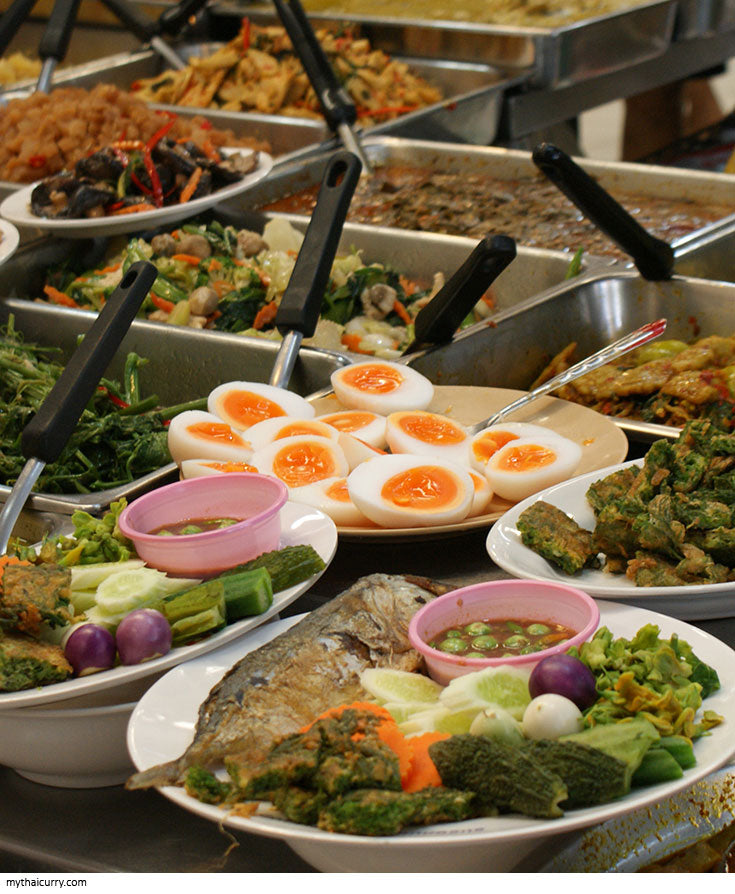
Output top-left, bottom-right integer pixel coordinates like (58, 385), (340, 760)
(220, 390), (286, 428)
(342, 364), (404, 394)
(325, 479), (350, 502)
(469, 471), (486, 491)
(321, 411), (375, 432)
(472, 430), (519, 464)
(202, 461), (258, 473)
(273, 443), (338, 487)
(187, 422), (248, 447)
(398, 412), (465, 445)
(382, 466), (459, 510)
(497, 443), (557, 471)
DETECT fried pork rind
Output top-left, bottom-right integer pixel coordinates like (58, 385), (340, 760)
(517, 500), (600, 574)
(0, 630), (72, 691)
(0, 564), (72, 637)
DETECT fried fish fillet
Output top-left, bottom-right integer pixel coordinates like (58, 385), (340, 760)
(126, 573), (445, 790)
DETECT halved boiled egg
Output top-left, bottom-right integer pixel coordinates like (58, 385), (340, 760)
(180, 458), (259, 479)
(289, 477), (373, 527)
(208, 381), (314, 431)
(244, 417), (339, 452)
(468, 470), (493, 517)
(330, 360), (434, 414)
(469, 422), (561, 474)
(315, 410), (387, 449)
(385, 411), (470, 465)
(348, 454), (474, 528)
(483, 435), (582, 502)
(251, 435), (349, 489)
(167, 410), (253, 465)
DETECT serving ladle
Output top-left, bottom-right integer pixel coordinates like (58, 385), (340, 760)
(465, 317), (667, 433)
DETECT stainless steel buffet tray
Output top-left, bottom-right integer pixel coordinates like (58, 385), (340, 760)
(675, 0), (735, 37)
(233, 136), (735, 273)
(211, 0), (676, 88)
(0, 295), (350, 514)
(405, 268), (735, 442)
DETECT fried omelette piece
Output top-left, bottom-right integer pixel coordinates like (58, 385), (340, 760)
(0, 630), (72, 691)
(127, 573), (445, 790)
(517, 501), (599, 574)
(0, 564), (72, 637)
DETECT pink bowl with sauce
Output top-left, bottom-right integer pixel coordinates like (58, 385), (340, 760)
(117, 473), (288, 577)
(408, 578), (600, 684)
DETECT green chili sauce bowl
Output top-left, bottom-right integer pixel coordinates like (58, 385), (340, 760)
(408, 578), (600, 685)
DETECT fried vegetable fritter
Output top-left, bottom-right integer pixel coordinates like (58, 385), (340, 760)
(516, 501), (600, 574)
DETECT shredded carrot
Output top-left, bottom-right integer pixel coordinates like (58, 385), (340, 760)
(481, 287), (496, 308)
(180, 166), (203, 203)
(393, 298), (412, 325)
(201, 138), (221, 163)
(401, 732), (449, 793)
(252, 300), (278, 330)
(399, 275), (418, 298)
(43, 285), (79, 308)
(210, 279), (232, 298)
(109, 203), (156, 215)
(171, 253), (204, 266)
(150, 292), (175, 313)
(208, 258), (223, 272)
(96, 262), (121, 274)
(341, 332), (366, 353)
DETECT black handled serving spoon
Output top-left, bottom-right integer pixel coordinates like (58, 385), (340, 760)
(402, 234), (517, 355)
(269, 149), (363, 390)
(0, 260), (158, 555)
(99, 0), (188, 70)
(532, 142), (675, 281)
(35, 0), (82, 93)
(272, 0), (372, 174)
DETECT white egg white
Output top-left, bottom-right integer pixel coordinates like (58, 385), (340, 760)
(347, 453), (474, 528)
(167, 410), (254, 465)
(483, 435), (582, 503)
(251, 435), (349, 489)
(338, 432), (387, 471)
(179, 458), (259, 479)
(467, 471), (493, 517)
(385, 410), (470, 466)
(208, 381), (315, 431)
(469, 422), (560, 474)
(289, 477), (373, 527)
(330, 360), (434, 414)
(315, 410), (387, 449)
(245, 416), (339, 452)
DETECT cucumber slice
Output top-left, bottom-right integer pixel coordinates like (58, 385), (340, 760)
(439, 665), (532, 721)
(360, 668), (443, 705)
(70, 559), (146, 592)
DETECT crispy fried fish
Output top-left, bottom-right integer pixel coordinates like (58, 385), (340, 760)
(126, 573), (445, 790)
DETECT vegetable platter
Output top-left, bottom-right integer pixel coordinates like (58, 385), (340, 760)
(127, 597), (735, 872)
(0, 500), (337, 709)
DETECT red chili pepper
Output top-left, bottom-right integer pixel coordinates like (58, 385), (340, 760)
(97, 386), (130, 409)
(146, 116), (177, 151)
(106, 200), (125, 212)
(241, 17), (251, 51)
(130, 171), (153, 196)
(142, 148), (164, 208)
(28, 155), (46, 168)
(198, 119), (213, 131)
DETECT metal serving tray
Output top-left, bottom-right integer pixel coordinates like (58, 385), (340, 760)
(675, 0), (735, 37)
(0, 295), (349, 514)
(405, 268), (735, 442)
(210, 0), (676, 88)
(235, 136), (735, 272)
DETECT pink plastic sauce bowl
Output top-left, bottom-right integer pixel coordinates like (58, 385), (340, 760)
(117, 472), (288, 577)
(408, 578), (600, 685)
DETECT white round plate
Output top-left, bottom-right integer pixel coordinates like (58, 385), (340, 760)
(0, 501), (336, 709)
(487, 459), (735, 620)
(0, 218), (20, 267)
(310, 386), (629, 542)
(0, 150), (273, 237)
(127, 600), (735, 873)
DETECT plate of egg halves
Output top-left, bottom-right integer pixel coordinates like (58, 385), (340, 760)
(166, 360), (629, 541)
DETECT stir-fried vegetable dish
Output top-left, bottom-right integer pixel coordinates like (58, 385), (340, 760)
(131, 20), (443, 127)
(37, 218), (452, 357)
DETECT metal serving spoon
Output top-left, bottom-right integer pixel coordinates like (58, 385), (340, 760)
(466, 317), (667, 433)
(0, 260), (158, 555)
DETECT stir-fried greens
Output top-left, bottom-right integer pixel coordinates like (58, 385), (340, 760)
(37, 219), (449, 357)
(518, 419), (735, 587)
(0, 317), (201, 494)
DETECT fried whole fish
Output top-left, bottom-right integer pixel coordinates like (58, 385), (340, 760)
(127, 573), (445, 790)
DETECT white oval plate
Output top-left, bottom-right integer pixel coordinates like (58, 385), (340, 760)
(0, 501), (336, 709)
(486, 459), (735, 621)
(127, 599), (735, 873)
(0, 218), (20, 267)
(0, 149), (273, 237)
